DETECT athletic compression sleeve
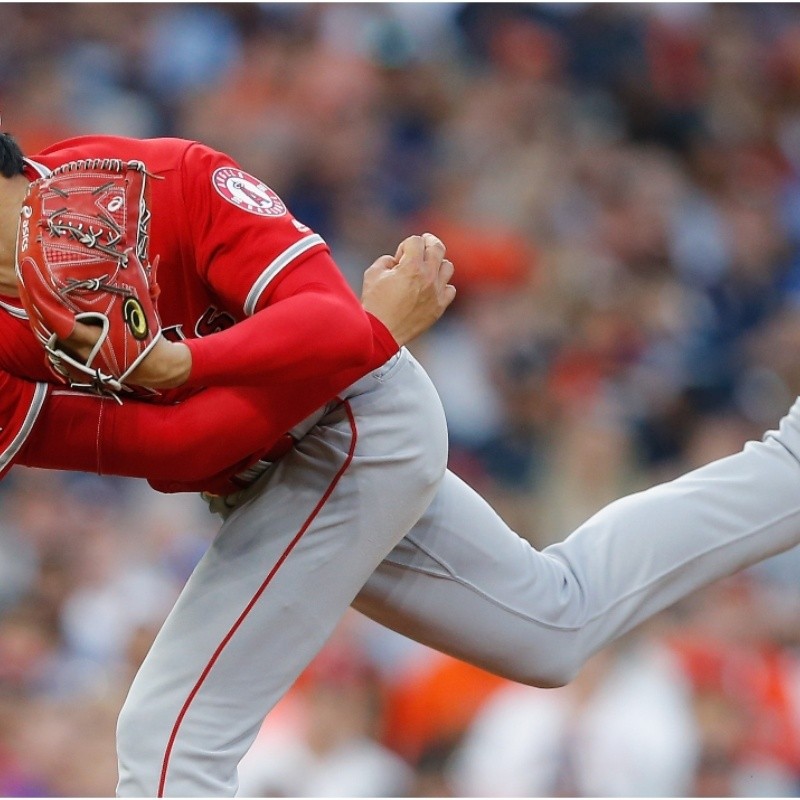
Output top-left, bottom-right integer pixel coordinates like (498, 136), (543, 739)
(18, 389), (259, 480)
(151, 313), (399, 494)
(16, 313), (397, 484)
(183, 252), (379, 388)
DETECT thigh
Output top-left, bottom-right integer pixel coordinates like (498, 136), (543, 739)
(117, 350), (448, 797)
(354, 469), (568, 683)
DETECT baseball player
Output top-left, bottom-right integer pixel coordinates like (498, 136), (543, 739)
(1, 131), (455, 799)
(4, 132), (800, 798)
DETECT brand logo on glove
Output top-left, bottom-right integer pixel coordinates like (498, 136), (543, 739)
(211, 168), (287, 217)
(123, 297), (149, 340)
(20, 206), (32, 251)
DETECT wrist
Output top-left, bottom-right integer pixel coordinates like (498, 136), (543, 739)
(132, 338), (192, 389)
(365, 312), (400, 356)
(159, 342), (192, 388)
(180, 337), (207, 388)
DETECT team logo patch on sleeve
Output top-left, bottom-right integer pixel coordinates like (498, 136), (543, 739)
(212, 168), (287, 217)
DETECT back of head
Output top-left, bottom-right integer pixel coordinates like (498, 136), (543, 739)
(0, 133), (24, 178)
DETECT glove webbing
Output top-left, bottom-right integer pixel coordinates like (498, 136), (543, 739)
(47, 159), (156, 266)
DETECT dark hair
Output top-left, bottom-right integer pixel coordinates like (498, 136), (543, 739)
(0, 133), (25, 178)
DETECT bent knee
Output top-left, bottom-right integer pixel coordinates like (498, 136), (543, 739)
(410, 409), (449, 500)
(403, 357), (449, 481)
(482, 639), (585, 690)
(515, 663), (579, 690)
(502, 659), (580, 690)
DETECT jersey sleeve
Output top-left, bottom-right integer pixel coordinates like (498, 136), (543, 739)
(0, 373), (48, 481)
(181, 254), (380, 388)
(16, 316), (396, 487)
(18, 387), (272, 481)
(177, 143), (385, 389)
(181, 143), (328, 316)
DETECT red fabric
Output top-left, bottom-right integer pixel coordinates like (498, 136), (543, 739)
(7, 136), (372, 396)
(152, 313), (398, 495)
(15, 313), (397, 489)
(183, 252), (374, 387)
(18, 387), (276, 481)
(0, 374), (47, 481)
(32, 137), (329, 325)
(0, 307), (54, 383)
(179, 142), (330, 314)
(0, 135), (399, 481)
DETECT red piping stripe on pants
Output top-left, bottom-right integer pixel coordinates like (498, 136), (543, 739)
(158, 400), (358, 796)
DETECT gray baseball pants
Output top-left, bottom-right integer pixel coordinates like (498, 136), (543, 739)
(116, 348), (800, 796)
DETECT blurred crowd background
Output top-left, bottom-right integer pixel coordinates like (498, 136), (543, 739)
(5, 1), (800, 795)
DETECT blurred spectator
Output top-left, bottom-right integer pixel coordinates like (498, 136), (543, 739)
(668, 577), (800, 796)
(238, 624), (412, 797)
(382, 649), (509, 765)
(450, 633), (698, 796)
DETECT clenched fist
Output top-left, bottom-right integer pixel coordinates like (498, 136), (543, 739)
(361, 233), (456, 346)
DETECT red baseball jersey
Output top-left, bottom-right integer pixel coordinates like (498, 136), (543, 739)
(0, 135), (393, 480)
(0, 135), (329, 373)
(0, 373), (47, 481)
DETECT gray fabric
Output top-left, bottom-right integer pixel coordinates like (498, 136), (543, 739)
(117, 350), (448, 796)
(357, 415), (800, 686)
(117, 354), (800, 796)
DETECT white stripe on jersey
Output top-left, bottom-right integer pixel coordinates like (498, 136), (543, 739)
(23, 158), (52, 178)
(243, 234), (325, 316)
(0, 299), (27, 320)
(0, 382), (47, 473)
